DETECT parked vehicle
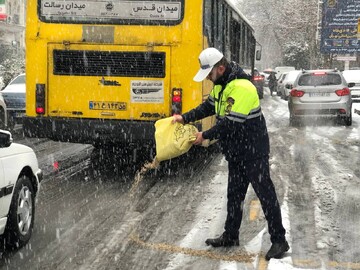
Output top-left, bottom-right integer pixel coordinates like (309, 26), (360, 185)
(275, 66), (295, 79)
(244, 68), (264, 99)
(342, 69), (360, 102)
(262, 68), (274, 87)
(279, 70), (302, 100)
(288, 70), (353, 126)
(0, 129), (42, 249)
(252, 68), (265, 99)
(276, 72), (288, 97)
(1, 73), (25, 130)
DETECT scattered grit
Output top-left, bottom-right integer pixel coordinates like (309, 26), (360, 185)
(129, 157), (160, 197)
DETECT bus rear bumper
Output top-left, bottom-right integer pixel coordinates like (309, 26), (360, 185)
(23, 117), (156, 146)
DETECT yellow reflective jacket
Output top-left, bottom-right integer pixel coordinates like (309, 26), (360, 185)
(182, 62), (270, 161)
(209, 79), (261, 122)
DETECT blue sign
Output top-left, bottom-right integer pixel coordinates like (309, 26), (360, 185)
(320, 0), (360, 54)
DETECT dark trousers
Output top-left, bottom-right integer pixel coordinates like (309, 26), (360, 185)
(225, 156), (286, 243)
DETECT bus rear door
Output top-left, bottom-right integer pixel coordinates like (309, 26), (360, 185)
(47, 44), (171, 121)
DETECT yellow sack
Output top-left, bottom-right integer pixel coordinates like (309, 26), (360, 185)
(155, 117), (198, 162)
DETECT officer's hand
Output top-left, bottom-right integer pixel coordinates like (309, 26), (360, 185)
(172, 114), (184, 124)
(193, 132), (204, 145)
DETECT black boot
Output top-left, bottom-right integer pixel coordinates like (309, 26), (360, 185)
(205, 233), (239, 248)
(265, 241), (290, 260)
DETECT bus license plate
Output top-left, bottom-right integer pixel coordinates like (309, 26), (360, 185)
(89, 101), (127, 111)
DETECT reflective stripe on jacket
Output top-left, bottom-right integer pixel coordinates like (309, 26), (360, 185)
(182, 76), (270, 162)
(210, 79), (261, 122)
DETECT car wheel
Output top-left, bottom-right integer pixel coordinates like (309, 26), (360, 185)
(280, 91), (284, 99)
(5, 175), (35, 249)
(344, 111), (352, 126)
(7, 115), (16, 131)
(289, 115), (298, 127)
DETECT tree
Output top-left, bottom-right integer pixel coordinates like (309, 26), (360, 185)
(283, 41), (310, 69)
(237, 0), (321, 69)
(0, 44), (25, 86)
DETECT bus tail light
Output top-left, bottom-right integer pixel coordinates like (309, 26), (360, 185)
(171, 88), (182, 115)
(35, 84), (46, 114)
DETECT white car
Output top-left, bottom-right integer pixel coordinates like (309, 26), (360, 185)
(342, 69), (360, 102)
(274, 66), (295, 79)
(279, 70), (302, 100)
(0, 130), (42, 249)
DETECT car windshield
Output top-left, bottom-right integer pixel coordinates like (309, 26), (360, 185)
(10, 75), (25, 85)
(298, 73), (342, 86)
(279, 73), (288, 82)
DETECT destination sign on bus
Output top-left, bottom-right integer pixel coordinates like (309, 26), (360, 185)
(40, 0), (181, 21)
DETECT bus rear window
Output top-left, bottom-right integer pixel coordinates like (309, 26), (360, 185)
(39, 0), (184, 25)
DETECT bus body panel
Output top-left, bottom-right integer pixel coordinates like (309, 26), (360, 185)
(24, 0), (257, 146)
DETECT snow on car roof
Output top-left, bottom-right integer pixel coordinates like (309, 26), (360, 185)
(342, 70), (360, 83)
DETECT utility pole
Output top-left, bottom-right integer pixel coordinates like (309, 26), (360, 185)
(316, 0), (326, 68)
(316, 0), (323, 46)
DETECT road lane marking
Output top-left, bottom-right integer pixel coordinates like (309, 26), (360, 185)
(257, 256), (269, 270)
(328, 261), (360, 269)
(129, 234), (254, 263)
(249, 199), (261, 221)
(292, 259), (322, 268)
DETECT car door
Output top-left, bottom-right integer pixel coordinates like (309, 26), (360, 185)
(0, 138), (17, 224)
(0, 158), (6, 220)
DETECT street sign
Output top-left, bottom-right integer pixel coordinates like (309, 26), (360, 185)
(336, 55), (357, 61)
(320, 0), (360, 54)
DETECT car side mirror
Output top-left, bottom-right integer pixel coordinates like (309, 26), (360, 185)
(0, 130), (13, 148)
(285, 83), (293, 89)
(348, 82), (355, 88)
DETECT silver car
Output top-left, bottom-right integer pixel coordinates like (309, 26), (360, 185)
(288, 70), (352, 126)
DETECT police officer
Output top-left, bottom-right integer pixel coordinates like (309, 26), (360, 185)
(172, 48), (289, 260)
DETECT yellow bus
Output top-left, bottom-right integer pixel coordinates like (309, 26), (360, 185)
(24, 0), (259, 148)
